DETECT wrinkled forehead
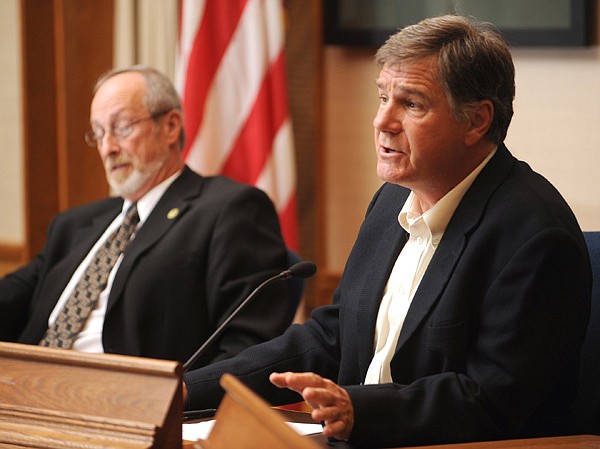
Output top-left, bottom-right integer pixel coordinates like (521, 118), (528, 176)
(381, 55), (439, 77)
(90, 72), (147, 121)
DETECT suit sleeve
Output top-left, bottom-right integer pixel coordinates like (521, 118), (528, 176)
(0, 211), (60, 341)
(0, 257), (42, 341)
(200, 185), (293, 366)
(184, 302), (343, 411)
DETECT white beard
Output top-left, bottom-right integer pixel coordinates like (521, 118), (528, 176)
(105, 153), (166, 198)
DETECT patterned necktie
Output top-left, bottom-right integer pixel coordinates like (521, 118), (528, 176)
(40, 203), (140, 349)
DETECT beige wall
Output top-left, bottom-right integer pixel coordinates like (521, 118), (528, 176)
(324, 43), (600, 271)
(0, 0), (24, 245)
(508, 47), (600, 230)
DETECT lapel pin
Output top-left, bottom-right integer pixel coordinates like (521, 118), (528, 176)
(167, 208), (180, 220)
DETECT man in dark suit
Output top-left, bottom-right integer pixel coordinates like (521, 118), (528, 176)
(183, 15), (592, 447)
(0, 66), (292, 368)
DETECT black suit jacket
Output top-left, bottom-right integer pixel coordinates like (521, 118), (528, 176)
(0, 167), (292, 367)
(185, 146), (591, 447)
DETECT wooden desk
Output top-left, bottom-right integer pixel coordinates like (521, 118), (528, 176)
(314, 435), (600, 449)
(186, 433), (600, 449)
(276, 409), (600, 449)
(186, 407), (600, 449)
(0, 342), (182, 449)
(402, 434), (600, 449)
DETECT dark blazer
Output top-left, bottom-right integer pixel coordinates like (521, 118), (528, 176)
(185, 145), (591, 447)
(0, 166), (292, 368)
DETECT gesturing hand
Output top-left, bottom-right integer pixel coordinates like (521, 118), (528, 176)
(269, 371), (354, 441)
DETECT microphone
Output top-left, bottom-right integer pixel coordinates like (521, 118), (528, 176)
(279, 260), (317, 280)
(182, 260), (317, 371)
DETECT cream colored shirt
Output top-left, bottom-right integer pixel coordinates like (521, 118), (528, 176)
(48, 169), (183, 353)
(364, 149), (496, 384)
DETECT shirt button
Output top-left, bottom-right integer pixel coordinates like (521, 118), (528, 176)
(417, 237), (423, 244)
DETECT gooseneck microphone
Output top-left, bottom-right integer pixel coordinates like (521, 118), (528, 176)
(182, 260), (317, 372)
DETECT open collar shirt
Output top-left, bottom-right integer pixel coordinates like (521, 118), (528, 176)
(364, 148), (496, 384)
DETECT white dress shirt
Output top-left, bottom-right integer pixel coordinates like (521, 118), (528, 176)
(364, 149), (496, 384)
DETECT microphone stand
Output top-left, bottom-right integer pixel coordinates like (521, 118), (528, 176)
(182, 270), (292, 372)
(181, 261), (316, 421)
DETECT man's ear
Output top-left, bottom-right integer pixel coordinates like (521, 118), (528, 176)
(465, 100), (493, 146)
(164, 109), (183, 145)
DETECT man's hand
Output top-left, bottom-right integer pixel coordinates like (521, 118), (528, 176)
(269, 372), (354, 441)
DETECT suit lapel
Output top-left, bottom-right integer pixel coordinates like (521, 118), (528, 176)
(106, 167), (203, 312)
(356, 223), (408, 378)
(354, 185), (411, 379)
(394, 145), (516, 353)
(33, 203), (122, 329)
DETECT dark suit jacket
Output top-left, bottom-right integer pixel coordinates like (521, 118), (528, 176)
(185, 146), (592, 447)
(0, 166), (292, 368)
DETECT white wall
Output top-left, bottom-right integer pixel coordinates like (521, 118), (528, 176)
(114, 0), (178, 78)
(324, 42), (600, 271)
(0, 0), (24, 245)
(508, 47), (600, 230)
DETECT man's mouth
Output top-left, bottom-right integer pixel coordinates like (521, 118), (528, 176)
(380, 145), (402, 154)
(106, 160), (131, 172)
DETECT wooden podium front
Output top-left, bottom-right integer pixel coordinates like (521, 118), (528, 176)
(0, 342), (182, 449)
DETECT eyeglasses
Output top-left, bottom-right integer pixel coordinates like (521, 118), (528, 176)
(84, 109), (171, 148)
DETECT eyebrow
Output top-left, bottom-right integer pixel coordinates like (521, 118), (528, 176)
(90, 108), (130, 127)
(375, 79), (429, 101)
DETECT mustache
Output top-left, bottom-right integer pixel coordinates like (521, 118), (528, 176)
(104, 156), (131, 171)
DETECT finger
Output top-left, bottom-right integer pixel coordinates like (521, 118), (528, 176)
(269, 372), (288, 388)
(302, 386), (339, 406)
(311, 403), (341, 422)
(269, 372), (307, 392)
(183, 382), (189, 404)
(304, 386), (354, 441)
(321, 418), (351, 441)
(270, 372), (326, 392)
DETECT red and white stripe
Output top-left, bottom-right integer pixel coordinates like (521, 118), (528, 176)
(175, 0), (298, 250)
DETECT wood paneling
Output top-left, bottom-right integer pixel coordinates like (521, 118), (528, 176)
(20, 0), (60, 260)
(283, 0), (329, 312)
(0, 341), (182, 448)
(20, 0), (113, 260)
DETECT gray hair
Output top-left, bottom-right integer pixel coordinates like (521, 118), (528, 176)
(376, 15), (515, 145)
(94, 65), (185, 150)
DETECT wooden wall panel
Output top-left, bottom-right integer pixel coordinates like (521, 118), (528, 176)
(20, 0), (60, 260)
(55, 0), (113, 208)
(20, 0), (113, 260)
(283, 0), (326, 312)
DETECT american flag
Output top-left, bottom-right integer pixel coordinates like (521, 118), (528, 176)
(175, 0), (298, 250)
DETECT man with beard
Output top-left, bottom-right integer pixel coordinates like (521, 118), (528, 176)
(0, 66), (292, 369)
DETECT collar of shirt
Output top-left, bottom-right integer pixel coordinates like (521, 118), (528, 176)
(399, 147), (497, 244)
(121, 169), (183, 225)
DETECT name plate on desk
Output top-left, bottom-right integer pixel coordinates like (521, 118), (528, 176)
(0, 341), (182, 449)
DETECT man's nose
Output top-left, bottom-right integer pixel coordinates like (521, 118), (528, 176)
(97, 132), (120, 156)
(374, 104), (402, 133)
